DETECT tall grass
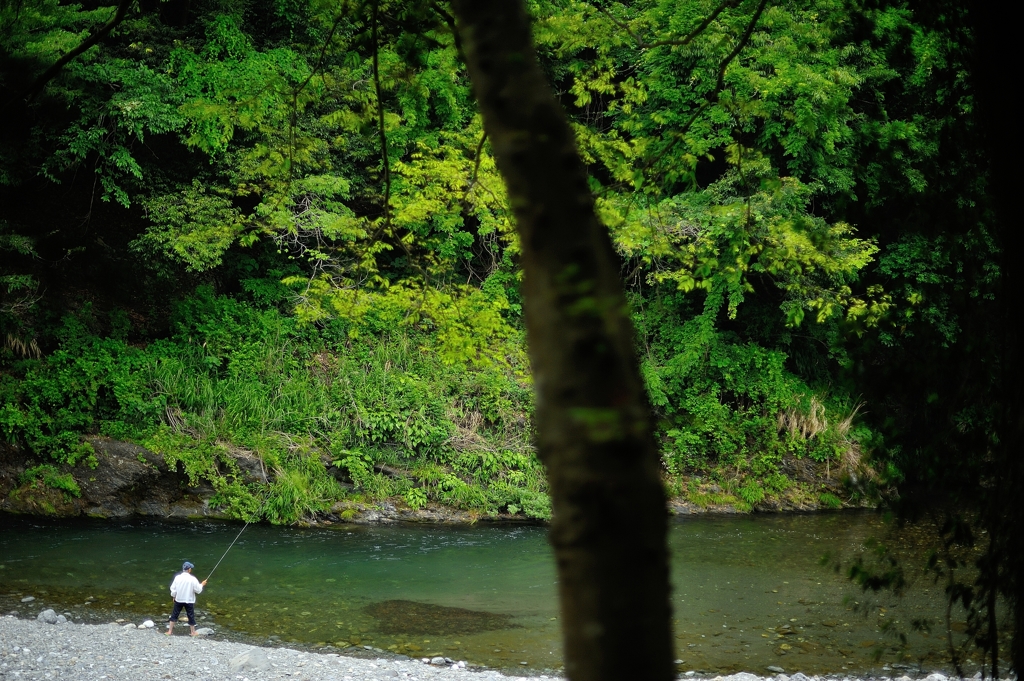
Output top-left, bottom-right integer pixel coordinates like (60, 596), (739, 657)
(139, 290), (541, 522)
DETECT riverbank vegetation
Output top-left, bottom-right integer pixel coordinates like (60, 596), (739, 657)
(0, 0), (1001, 526)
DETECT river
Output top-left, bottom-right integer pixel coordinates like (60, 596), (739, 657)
(0, 511), (965, 676)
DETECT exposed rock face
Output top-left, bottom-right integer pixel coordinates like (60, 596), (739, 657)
(0, 437), (240, 519)
(326, 500), (487, 525)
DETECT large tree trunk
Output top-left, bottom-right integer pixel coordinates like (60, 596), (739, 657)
(449, 2), (674, 680)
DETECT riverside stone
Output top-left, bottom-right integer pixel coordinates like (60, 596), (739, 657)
(231, 647), (272, 672)
(718, 672), (762, 681)
(36, 608), (58, 624)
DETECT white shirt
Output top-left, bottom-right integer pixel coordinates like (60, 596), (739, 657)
(169, 571), (203, 604)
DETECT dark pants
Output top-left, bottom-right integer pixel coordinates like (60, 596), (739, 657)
(169, 601), (196, 626)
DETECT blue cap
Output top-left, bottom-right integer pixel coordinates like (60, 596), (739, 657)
(183, 561), (194, 570)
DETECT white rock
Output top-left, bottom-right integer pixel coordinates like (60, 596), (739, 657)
(122, 623), (136, 629)
(36, 609), (58, 624)
(230, 648), (272, 673)
(55, 615), (68, 624)
(430, 656), (446, 665)
(194, 627), (214, 636)
(925, 674), (947, 681)
(141, 620), (155, 628)
(723, 673), (762, 681)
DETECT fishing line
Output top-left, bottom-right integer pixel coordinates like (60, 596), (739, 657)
(205, 491), (272, 582)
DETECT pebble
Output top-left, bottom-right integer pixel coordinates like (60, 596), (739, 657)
(20, 596), (35, 603)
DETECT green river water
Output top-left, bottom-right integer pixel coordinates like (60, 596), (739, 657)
(0, 512), (966, 676)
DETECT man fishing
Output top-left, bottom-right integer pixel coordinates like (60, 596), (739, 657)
(166, 561), (208, 636)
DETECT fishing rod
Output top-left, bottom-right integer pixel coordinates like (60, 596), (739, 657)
(204, 492), (272, 582)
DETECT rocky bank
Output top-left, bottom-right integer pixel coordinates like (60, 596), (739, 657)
(0, 437), (861, 524)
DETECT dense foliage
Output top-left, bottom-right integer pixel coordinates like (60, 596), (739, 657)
(0, 0), (1002, 534)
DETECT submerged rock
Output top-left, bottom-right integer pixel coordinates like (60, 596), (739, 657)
(364, 599), (517, 636)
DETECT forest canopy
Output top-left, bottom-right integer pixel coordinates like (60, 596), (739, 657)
(0, 0), (1000, 531)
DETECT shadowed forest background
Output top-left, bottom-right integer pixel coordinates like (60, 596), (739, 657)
(1, 0), (1020, 673)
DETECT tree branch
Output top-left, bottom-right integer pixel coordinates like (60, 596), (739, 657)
(637, 0), (769, 184)
(431, 2), (467, 65)
(714, 0), (768, 91)
(18, 0), (134, 104)
(595, 0), (739, 49)
(371, 0), (391, 232)
(289, 11), (347, 182)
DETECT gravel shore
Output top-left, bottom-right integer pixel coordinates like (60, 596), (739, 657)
(0, 615), (545, 681)
(0, 614), (1001, 681)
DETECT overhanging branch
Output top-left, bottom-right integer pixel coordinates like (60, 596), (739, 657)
(596, 0), (740, 49)
(16, 0), (134, 105)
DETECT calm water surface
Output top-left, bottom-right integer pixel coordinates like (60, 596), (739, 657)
(0, 512), (960, 674)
